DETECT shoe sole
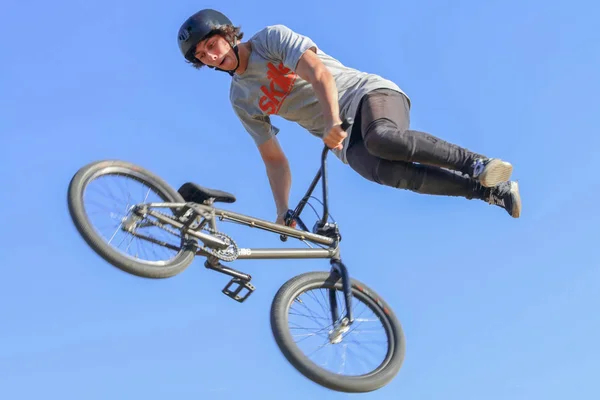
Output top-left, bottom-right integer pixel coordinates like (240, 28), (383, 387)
(479, 159), (513, 187)
(510, 181), (521, 218)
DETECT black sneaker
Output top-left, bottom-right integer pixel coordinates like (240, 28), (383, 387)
(486, 181), (522, 218)
(470, 158), (513, 187)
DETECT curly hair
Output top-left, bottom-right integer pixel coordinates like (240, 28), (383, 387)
(188, 24), (244, 69)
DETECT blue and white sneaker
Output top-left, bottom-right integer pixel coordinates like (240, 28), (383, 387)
(486, 181), (522, 218)
(471, 158), (513, 187)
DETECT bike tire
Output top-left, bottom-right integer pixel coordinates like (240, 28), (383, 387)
(270, 271), (405, 393)
(67, 159), (196, 278)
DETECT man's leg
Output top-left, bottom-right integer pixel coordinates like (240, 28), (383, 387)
(355, 89), (513, 187)
(345, 133), (522, 218)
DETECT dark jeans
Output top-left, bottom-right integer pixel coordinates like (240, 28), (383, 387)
(346, 89), (487, 200)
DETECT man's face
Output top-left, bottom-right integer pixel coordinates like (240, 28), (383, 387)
(194, 35), (235, 70)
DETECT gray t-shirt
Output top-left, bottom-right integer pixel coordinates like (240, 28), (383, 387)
(230, 24), (409, 164)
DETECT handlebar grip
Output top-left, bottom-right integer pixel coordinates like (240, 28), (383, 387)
(279, 210), (295, 242)
(340, 118), (353, 132)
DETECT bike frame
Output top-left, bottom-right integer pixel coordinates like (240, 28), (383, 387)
(133, 119), (355, 322)
(144, 200), (338, 258)
(141, 143), (340, 260)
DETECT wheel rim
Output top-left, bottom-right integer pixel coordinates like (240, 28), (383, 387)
(78, 167), (187, 266)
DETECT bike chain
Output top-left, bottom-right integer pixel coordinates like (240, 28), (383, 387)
(141, 209), (240, 262)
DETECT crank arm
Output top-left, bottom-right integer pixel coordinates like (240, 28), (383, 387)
(205, 258), (255, 303)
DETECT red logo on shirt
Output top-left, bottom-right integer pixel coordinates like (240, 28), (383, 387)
(258, 61), (297, 114)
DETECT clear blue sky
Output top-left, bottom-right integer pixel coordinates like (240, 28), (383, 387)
(1, 0), (598, 399)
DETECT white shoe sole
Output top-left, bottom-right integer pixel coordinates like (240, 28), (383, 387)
(479, 159), (513, 187)
(510, 181), (521, 218)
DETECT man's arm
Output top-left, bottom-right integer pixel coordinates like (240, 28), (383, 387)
(258, 136), (292, 224)
(295, 49), (346, 150)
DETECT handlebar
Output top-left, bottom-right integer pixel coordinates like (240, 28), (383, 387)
(279, 117), (354, 241)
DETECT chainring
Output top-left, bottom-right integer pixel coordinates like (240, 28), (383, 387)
(200, 227), (239, 262)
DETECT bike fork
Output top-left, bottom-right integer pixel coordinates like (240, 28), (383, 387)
(328, 258), (354, 325)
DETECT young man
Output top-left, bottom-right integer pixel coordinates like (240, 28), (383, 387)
(177, 9), (522, 224)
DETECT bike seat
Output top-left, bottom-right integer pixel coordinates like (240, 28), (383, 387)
(177, 182), (236, 204)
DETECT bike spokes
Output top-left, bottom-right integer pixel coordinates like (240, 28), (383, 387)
(289, 288), (390, 376)
(82, 173), (184, 264)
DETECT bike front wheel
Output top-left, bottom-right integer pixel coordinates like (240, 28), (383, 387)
(270, 271), (405, 393)
(67, 159), (196, 278)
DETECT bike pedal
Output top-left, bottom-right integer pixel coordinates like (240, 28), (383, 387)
(222, 278), (255, 303)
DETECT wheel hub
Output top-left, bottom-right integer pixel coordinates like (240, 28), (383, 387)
(329, 317), (350, 344)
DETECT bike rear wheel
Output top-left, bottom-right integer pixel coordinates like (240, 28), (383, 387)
(270, 271), (405, 393)
(67, 160), (196, 278)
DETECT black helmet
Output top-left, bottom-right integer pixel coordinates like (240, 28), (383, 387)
(178, 9), (241, 65)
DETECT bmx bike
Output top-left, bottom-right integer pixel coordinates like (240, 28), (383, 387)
(66, 119), (405, 393)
